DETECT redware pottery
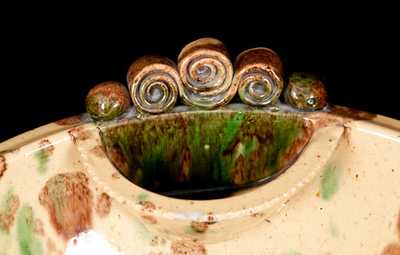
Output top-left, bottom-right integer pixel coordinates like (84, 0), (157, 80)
(1, 38), (399, 255)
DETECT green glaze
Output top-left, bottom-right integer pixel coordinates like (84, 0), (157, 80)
(321, 165), (340, 200)
(34, 150), (49, 174)
(100, 111), (312, 195)
(17, 205), (43, 255)
(86, 81), (130, 121)
(290, 72), (317, 87)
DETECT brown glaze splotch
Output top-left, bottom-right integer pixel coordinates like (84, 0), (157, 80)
(397, 210), (400, 240)
(0, 190), (20, 232)
(55, 115), (81, 126)
(141, 215), (157, 224)
(381, 243), (400, 255)
(90, 145), (106, 158)
(191, 221), (208, 233)
(68, 127), (92, 144)
(35, 139), (55, 174)
(171, 239), (207, 255)
(330, 105), (376, 120)
(39, 139), (54, 155)
(104, 146), (130, 176)
(96, 192), (112, 218)
(33, 218), (45, 236)
(139, 200), (156, 213)
(39, 172), (93, 241)
(0, 154), (6, 178)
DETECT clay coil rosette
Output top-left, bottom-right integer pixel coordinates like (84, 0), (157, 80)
(233, 47), (284, 106)
(127, 56), (181, 114)
(177, 38), (235, 108)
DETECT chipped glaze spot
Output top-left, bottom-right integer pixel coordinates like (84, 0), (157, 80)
(171, 239), (207, 255)
(321, 165), (340, 200)
(96, 192), (112, 218)
(35, 139), (54, 174)
(17, 205), (44, 255)
(0, 189), (20, 233)
(39, 172), (93, 241)
(0, 154), (6, 178)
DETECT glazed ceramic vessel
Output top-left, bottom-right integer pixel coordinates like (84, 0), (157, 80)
(1, 38), (399, 255)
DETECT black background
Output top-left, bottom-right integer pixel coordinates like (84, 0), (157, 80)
(1, 7), (398, 142)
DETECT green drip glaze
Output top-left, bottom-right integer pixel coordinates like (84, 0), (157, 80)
(34, 150), (49, 174)
(100, 111), (311, 194)
(17, 205), (43, 255)
(321, 165), (340, 200)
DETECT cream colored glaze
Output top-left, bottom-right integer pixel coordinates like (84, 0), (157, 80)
(0, 113), (399, 255)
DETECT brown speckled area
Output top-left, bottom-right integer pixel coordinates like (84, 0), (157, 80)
(90, 145), (106, 158)
(0, 154), (6, 178)
(381, 243), (400, 255)
(0, 192), (20, 232)
(96, 193), (112, 218)
(39, 172), (93, 241)
(141, 215), (157, 224)
(68, 127), (92, 144)
(34, 218), (45, 236)
(397, 210), (400, 240)
(171, 239), (207, 255)
(139, 201), (156, 213)
(150, 236), (166, 246)
(191, 221), (208, 233)
(55, 115), (82, 126)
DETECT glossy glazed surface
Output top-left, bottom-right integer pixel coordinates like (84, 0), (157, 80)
(1, 105), (399, 254)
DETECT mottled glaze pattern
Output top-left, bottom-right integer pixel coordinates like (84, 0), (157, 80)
(284, 72), (328, 111)
(100, 110), (312, 196)
(86, 81), (131, 121)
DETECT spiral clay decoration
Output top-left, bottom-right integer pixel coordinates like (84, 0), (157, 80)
(127, 56), (181, 114)
(233, 48), (284, 106)
(178, 38), (235, 108)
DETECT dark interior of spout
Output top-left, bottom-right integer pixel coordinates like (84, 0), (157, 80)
(100, 111), (313, 199)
